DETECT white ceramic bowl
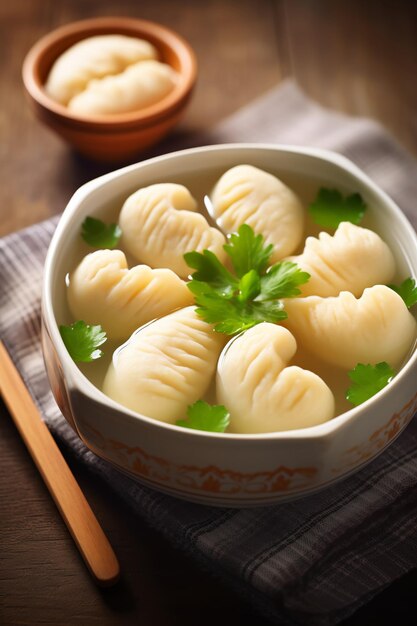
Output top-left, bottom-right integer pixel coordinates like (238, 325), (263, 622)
(42, 144), (417, 507)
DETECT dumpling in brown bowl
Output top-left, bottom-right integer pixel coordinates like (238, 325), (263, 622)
(45, 34), (158, 106)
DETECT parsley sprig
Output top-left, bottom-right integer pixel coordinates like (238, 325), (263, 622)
(309, 188), (367, 229)
(59, 320), (107, 362)
(224, 225), (273, 276)
(184, 224), (310, 335)
(388, 277), (417, 309)
(81, 216), (122, 249)
(176, 400), (230, 433)
(346, 362), (394, 406)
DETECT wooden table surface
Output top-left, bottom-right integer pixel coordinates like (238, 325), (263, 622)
(1, 1), (417, 624)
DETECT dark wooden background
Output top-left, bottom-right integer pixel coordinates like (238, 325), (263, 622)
(1, 1), (417, 624)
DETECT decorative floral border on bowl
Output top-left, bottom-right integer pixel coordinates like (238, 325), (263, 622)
(333, 392), (417, 474)
(83, 424), (317, 495)
(80, 393), (417, 496)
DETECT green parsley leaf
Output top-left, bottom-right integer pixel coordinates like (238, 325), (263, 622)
(59, 320), (107, 362)
(388, 277), (417, 308)
(238, 270), (261, 301)
(224, 224), (273, 277)
(184, 249), (238, 295)
(188, 280), (287, 334)
(257, 261), (310, 301)
(81, 216), (122, 249)
(184, 225), (308, 335)
(176, 400), (230, 432)
(346, 362), (394, 406)
(213, 300), (287, 334)
(309, 188), (367, 229)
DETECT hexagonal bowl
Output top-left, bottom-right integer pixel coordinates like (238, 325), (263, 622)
(42, 144), (417, 506)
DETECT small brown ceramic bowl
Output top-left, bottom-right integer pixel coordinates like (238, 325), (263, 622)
(22, 17), (197, 162)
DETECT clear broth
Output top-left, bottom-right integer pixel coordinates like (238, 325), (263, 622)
(63, 165), (416, 425)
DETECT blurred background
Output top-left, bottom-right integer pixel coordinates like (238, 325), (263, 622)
(2, 0), (417, 236)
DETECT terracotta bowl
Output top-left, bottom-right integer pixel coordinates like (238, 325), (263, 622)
(22, 17), (197, 162)
(42, 144), (417, 507)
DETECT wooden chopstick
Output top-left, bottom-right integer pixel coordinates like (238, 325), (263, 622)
(0, 340), (120, 587)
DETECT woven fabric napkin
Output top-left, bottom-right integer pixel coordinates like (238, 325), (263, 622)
(1, 81), (417, 626)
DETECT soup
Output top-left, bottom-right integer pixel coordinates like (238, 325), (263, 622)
(59, 164), (417, 433)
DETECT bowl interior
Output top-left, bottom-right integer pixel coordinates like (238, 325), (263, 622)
(44, 144), (417, 440)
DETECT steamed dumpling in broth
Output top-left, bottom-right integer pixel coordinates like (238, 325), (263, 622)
(288, 222), (396, 297)
(119, 183), (227, 278)
(103, 307), (226, 423)
(216, 324), (335, 433)
(45, 35), (158, 106)
(284, 285), (417, 369)
(67, 249), (192, 341)
(68, 60), (177, 116)
(210, 165), (304, 261)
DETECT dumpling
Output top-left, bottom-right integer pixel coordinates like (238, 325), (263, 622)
(288, 222), (396, 297)
(216, 323), (334, 433)
(283, 285), (417, 369)
(119, 183), (227, 278)
(68, 60), (177, 116)
(67, 249), (192, 340)
(103, 307), (226, 423)
(209, 165), (304, 261)
(45, 35), (157, 106)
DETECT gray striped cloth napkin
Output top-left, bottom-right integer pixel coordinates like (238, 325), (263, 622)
(1, 81), (417, 626)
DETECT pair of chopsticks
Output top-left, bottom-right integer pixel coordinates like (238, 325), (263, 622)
(0, 340), (120, 586)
